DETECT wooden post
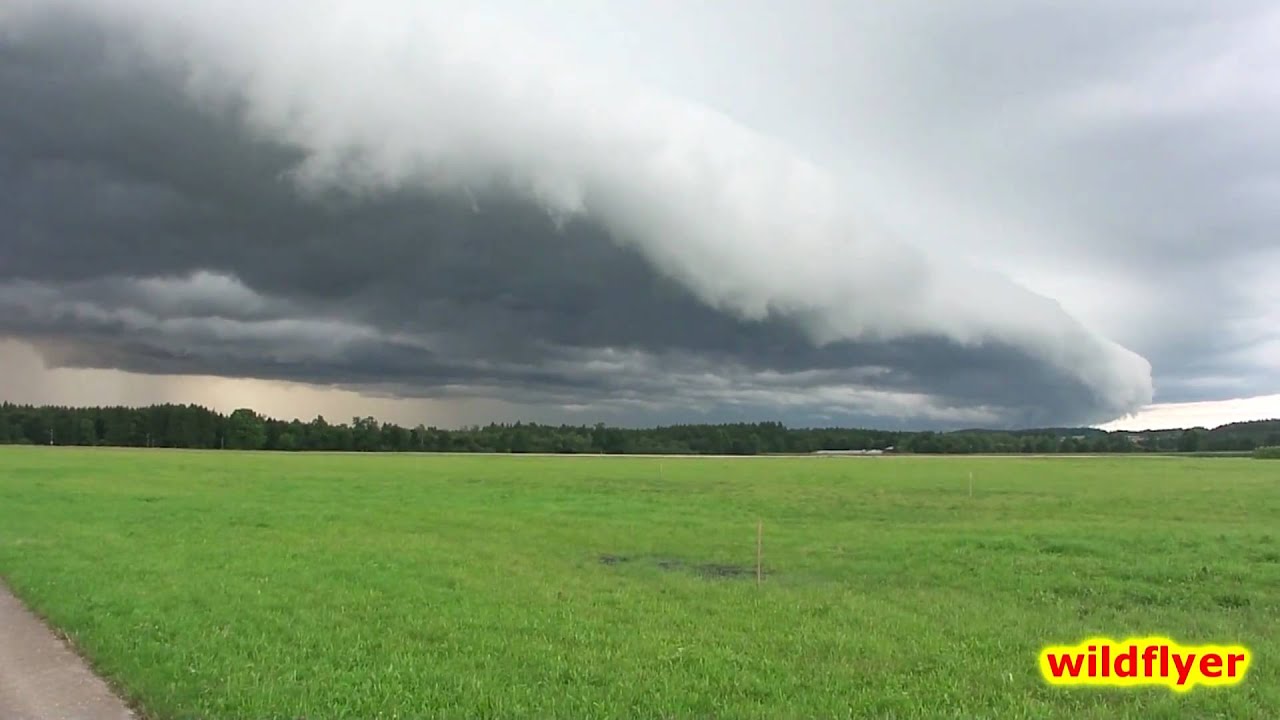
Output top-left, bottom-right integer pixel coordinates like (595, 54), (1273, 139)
(756, 519), (763, 587)
(968, 471), (974, 497)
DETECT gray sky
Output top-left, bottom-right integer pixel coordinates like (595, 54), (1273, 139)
(1, 1), (1276, 429)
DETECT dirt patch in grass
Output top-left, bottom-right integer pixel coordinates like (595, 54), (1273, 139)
(695, 562), (754, 578)
(600, 554), (760, 579)
(1215, 593), (1251, 609)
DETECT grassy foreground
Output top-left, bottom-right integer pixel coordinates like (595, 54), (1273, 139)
(0, 448), (1277, 719)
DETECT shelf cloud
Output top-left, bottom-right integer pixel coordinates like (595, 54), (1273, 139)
(9, 1), (1272, 428)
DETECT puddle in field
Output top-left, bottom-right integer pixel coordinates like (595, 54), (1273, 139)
(598, 554), (760, 579)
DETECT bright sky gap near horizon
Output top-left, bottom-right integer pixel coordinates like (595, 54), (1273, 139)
(1, 1), (1276, 431)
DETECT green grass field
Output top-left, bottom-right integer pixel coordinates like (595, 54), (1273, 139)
(0, 447), (1277, 719)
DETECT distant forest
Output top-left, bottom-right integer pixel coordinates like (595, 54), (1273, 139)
(1, 402), (1278, 455)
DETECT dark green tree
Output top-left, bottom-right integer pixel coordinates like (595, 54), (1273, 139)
(226, 408), (267, 450)
(1177, 430), (1203, 453)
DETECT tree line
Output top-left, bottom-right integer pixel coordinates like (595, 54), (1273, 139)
(1, 402), (1277, 455)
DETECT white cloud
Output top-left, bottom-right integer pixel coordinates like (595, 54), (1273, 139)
(1099, 394), (1280, 431)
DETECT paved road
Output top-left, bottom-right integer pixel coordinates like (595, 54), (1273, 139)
(0, 583), (134, 720)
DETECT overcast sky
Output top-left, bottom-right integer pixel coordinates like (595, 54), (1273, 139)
(1, 0), (1276, 430)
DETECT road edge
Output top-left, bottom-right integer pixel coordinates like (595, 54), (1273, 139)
(0, 579), (138, 720)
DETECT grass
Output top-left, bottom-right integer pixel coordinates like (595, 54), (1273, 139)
(0, 447), (1277, 719)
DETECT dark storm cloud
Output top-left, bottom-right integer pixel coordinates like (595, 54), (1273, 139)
(0, 2), (1166, 427)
